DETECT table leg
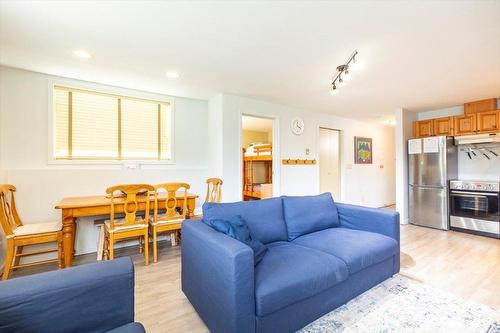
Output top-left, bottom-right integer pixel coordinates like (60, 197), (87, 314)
(62, 209), (75, 268)
(186, 198), (196, 218)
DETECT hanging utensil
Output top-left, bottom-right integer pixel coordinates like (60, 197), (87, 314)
(488, 149), (498, 157)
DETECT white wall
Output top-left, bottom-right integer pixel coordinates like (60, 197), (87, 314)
(220, 94), (396, 207)
(417, 105), (464, 120)
(0, 82), (4, 266)
(0, 66), (209, 256)
(395, 108), (416, 224)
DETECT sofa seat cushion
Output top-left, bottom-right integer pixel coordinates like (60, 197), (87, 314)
(105, 322), (146, 333)
(293, 227), (398, 275)
(203, 197), (287, 244)
(282, 193), (340, 241)
(255, 241), (348, 316)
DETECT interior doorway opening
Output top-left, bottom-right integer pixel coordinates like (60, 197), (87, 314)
(319, 127), (341, 201)
(241, 115), (274, 201)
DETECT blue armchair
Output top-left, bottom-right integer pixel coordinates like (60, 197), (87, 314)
(0, 257), (145, 333)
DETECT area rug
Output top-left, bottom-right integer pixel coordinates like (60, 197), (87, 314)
(298, 275), (499, 333)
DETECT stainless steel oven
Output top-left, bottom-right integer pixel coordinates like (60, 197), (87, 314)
(449, 180), (500, 238)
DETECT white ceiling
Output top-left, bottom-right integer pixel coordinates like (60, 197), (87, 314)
(1, 1), (499, 122)
(242, 115), (273, 132)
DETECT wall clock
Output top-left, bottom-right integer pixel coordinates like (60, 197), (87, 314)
(291, 117), (305, 135)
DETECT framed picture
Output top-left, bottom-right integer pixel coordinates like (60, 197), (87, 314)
(354, 137), (372, 164)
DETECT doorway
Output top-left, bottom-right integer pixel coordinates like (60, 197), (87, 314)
(319, 127), (341, 201)
(241, 115), (274, 201)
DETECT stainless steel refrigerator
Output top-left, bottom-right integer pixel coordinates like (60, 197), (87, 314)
(408, 136), (457, 230)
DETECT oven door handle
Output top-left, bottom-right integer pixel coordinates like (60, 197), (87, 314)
(450, 191), (498, 197)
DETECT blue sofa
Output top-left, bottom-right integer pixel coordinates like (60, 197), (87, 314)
(182, 193), (400, 333)
(0, 257), (145, 333)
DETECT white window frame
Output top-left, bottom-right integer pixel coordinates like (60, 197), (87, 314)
(47, 79), (175, 166)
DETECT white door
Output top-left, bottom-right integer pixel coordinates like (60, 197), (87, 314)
(319, 128), (341, 201)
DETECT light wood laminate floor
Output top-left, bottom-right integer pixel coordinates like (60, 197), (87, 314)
(8, 224), (500, 332)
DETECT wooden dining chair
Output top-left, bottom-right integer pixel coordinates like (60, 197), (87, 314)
(150, 182), (190, 263)
(205, 178), (223, 203)
(104, 184), (154, 266)
(0, 184), (63, 280)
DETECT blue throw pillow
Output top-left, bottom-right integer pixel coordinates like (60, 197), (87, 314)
(204, 215), (268, 264)
(282, 192), (340, 241)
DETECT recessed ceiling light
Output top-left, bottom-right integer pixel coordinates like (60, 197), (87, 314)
(73, 49), (91, 59)
(166, 71), (180, 79)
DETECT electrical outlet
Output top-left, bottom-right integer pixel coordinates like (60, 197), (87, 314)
(305, 148), (310, 155)
(123, 163), (140, 170)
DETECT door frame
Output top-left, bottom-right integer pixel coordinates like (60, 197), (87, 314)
(238, 112), (280, 200)
(317, 126), (343, 201)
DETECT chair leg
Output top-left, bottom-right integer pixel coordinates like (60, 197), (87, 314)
(103, 234), (109, 260)
(153, 227), (158, 263)
(139, 236), (144, 254)
(57, 237), (63, 269)
(144, 231), (149, 266)
(176, 230), (182, 246)
(13, 245), (24, 268)
(109, 236), (114, 260)
(171, 232), (177, 247)
(2, 239), (15, 280)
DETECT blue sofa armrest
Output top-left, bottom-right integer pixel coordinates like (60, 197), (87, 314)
(182, 219), (255, 333)
(0, 257), (136, 333)
(336, 203), (400, 273)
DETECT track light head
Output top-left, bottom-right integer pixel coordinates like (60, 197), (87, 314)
(329, 50), (358, 95)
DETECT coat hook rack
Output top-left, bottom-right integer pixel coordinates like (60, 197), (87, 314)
(282, 159), (316, 165)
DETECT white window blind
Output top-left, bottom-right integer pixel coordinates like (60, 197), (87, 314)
(53, 86), (172, 161)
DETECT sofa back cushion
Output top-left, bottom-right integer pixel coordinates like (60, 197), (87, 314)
(202, 197), (287, 244)
(282, 192), (339, 241)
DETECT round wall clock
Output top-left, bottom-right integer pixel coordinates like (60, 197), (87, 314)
(291, 117), (305, 135)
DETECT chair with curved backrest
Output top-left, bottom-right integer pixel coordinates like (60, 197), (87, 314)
(205, 178), (223, 203)
(0, 184), (63, 280)
(104, 184), (155, 266)
(150, 182), (190, 263)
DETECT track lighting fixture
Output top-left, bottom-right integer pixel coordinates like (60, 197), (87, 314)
(331, 51), (358, 95)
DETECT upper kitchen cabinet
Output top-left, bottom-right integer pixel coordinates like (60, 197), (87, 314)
(464, 98), (497, 114)
(433, 116), (454, 136)
(476, 110), (500, 133)
(454, 114), (477, 136)
(413, 119), (433, 137)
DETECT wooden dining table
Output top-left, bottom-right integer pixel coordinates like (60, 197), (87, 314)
(55, 192), (198, 267)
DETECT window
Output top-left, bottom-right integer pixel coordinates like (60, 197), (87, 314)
(53, 85), (172, 161)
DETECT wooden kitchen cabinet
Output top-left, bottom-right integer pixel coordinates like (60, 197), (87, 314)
(464, 98), (497, 114)
(454, 114), (477, 136)
(433, 116), (454, 136)
(413, 120), (434, 137)
(476, 110), (500, 133)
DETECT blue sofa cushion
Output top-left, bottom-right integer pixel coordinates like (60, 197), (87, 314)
(255, 241), (348, 316)
(293, 227), (398, 274)
(202, 197), (287, 244)
(204, 215), (268, 264)
(282, 193), (339, 241)
(106, 323), (146, 333)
